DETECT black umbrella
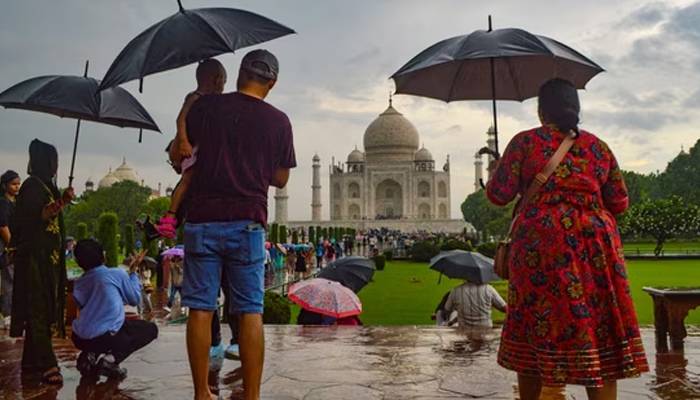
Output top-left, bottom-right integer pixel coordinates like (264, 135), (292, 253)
(0, 61), (160, 186)
(391, 16), (603, 157)
(99, 1), (295, 92)
(429, 250), (499, 284)
(317, 256), (375, 293)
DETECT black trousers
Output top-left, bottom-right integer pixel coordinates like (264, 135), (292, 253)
(72, 319), (158, 364)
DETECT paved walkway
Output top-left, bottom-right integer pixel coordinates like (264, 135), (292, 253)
(0, 325), (698, 399)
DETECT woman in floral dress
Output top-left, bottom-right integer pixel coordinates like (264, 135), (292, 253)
(10, 139), (74, 385)
(486, 79), (648, 400)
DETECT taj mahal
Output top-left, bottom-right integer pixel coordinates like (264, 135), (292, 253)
(277, 100), (472, 233)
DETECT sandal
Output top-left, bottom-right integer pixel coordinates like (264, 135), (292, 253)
(42, 367), (63, 385)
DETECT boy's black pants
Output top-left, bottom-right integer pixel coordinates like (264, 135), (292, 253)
(72, 319), (158, 364)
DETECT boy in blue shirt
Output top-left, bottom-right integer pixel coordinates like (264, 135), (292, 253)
(71, 239), (158, 379)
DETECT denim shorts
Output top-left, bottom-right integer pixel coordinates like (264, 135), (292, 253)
(182, 221), (265, 314)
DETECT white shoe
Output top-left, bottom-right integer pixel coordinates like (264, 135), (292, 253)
(224, 344), (240, 360)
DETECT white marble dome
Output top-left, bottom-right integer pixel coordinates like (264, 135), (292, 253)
(98, 170), (119, 188)
(112, 158), (140, 183)
(347, 148), (365, 163)
(414, 147), (433, 162)
(363, 103), (420, 161)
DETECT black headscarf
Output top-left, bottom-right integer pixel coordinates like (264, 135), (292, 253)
(28, 139), (60, 196)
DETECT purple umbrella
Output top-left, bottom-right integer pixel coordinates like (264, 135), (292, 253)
(161, 247), (184, 258)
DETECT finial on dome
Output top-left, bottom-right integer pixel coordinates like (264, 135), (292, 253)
(122, 156), (126, 164)
(389, 91), (393, 107)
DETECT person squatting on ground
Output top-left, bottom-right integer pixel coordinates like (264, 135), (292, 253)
(486, 78), (649, 400)
(156, 59), (228, 238)
(71, 239), (158, 380)
(443, 280), (506, 328)
(0, 169), (20, 324)
(10, 139), (74, 385)
(173, 49), (296, 400)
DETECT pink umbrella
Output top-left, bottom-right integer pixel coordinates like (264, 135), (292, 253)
(288, 278), (362, 319)
(161, 247), (184, 258)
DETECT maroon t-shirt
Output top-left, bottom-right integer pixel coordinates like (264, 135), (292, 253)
(185, 92), (296, 225)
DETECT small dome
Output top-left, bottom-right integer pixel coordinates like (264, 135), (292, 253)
(363, 103), (420, 161)
(414, 147), (433, 162)
(312, 153), (321, 162)
(347, 148), (365, 163)
(85, 178), (94, 187)
(112, 157), (140, 183)
(98, 171), (119, 188)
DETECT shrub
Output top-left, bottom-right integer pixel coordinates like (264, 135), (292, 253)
(440, 239), (473, 252)
(97, 212), (119, 267)
(373, 254), (386, 271)
(124, 224), (134, 256)
(292, 230), (299, 244)
(76, 222), (88, 241)
(279, 225), (288, 244)
(263, 291), (291, 324)
(382, 249), (394, 261)
(410, 240), (440, 262)
(309, 226), (316, 245)
(476, 242), (498, 258)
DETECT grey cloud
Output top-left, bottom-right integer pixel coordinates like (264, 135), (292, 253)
(621, 2), (670, 27)
(592, 109), (685, 132)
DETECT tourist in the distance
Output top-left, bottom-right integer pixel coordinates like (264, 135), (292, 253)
(10, 139), (74, 385)
(486, 78), (648, 400)
(443, 279), (506, 328)
(0, 170), (20, 324)
(176, 49), (295, 400)
(71, 240), (158, 380)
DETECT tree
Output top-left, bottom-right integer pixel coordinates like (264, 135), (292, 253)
(141, 197), (171, 221)
(97, 212), (119, 267)
(292, 230), (299, 244)
(270, 223), (279, 243)
(625, 196), (700, 256)
(308, 226), (316, 245)
(65, 180), (152, 236)
(76, 222), (88, 241)
(658, 139), (700, 205)
(460, 190), (513, 241)
(124, 224), (135, 256)
(279, 225), (288, 244)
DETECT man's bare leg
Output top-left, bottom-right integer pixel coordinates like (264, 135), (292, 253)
(239, 313), (264, 400)
(187, 309), (215, 400)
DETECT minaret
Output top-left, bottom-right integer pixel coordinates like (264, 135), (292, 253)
(474, 152), (483, 192)
(274, 186), (289, 223)
(486, 126), (497, 180)
(311, 153), (322, 222)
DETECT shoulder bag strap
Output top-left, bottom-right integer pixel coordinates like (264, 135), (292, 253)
(504, 131), (577, 238)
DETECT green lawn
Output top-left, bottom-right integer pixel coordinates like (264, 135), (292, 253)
(324, 259), (700, 326)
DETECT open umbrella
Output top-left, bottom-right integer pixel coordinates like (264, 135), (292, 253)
(391, 16), (603, 158)
(0, 61), (160, 186)
(288, 278), (362, 319)
(429, 250), (499, 284)
(99, 1), (295, 92)
(318, 256), (375, 293)
(161, 247), (184, 258)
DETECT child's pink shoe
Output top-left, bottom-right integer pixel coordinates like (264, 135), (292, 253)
(155, 214), (177, 239)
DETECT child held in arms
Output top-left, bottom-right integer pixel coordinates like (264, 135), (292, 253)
(71, 239), (158, 380)
(155, 58), (227, 238)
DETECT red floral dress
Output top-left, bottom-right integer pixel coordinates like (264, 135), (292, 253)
(486, 126), (648, 387)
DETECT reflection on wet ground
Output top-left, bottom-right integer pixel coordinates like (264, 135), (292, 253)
(0, 325), (700, 400)
(0, 325), (697, 399)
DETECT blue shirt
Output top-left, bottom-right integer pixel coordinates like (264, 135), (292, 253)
(72, 265), (141, 339)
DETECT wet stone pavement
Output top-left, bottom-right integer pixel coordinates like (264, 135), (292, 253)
(0, 325), (698, 399)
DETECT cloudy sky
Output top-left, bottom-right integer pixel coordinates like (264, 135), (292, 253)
(1, 0), (699, 221)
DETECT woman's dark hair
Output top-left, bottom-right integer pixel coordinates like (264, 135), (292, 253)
(538, 78), (580, 135)
(74, 239), (105, 271)
(0, 170), (19, 195)
(28, 139), (59, 189)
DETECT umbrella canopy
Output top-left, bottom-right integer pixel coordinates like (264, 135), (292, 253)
(161, 247), (184, 258)
(0, 75), (159, 130)
(288, 278), (362, 319)
(391, 20), (603, 156)
(99, 3), (295, 91)
(318, 256), (375, 293)
(0, 71), (160, 186)
(429, 250), (499, 284)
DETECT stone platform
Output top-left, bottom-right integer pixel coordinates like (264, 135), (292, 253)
(0, 325), (698, 399)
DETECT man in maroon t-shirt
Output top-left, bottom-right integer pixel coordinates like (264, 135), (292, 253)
(177, 50), (296, 400)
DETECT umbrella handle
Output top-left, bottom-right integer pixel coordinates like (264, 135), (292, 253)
(177, 0), (184, 12)
(68, 119), (81, 188)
